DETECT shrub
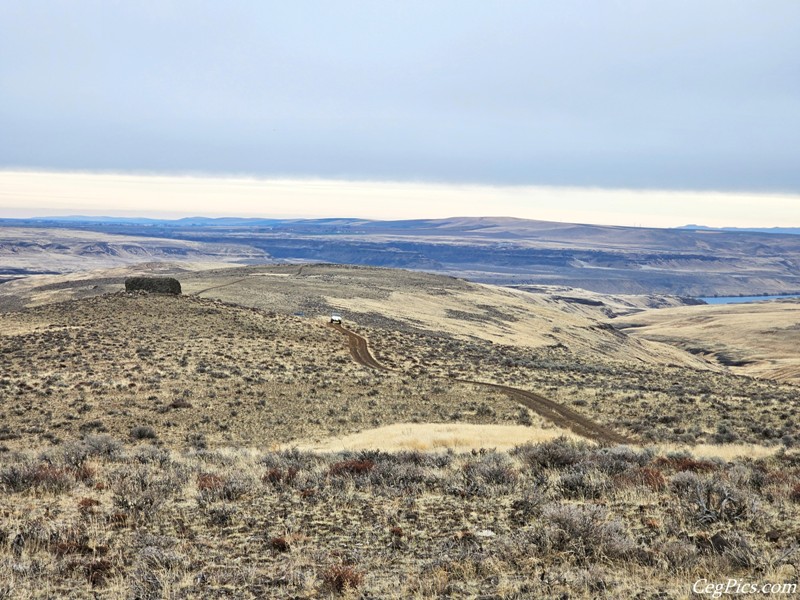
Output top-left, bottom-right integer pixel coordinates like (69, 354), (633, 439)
(263, 467), (298, 486)
(538, 504), (636, 563)
(329, 459), (375, 477)
(197, 473), (224, 492)
(111, 466), (181, 522)
(169, 399), (192, 409)
(84, 558), (114, 588)
(790, 483), (800, 503)
(58, 441), (90, 468)
(513, 437), (589, 470)
(672, 474), (750, 525)
(83, 435), (123, 459)
(270, 536), (291, 552)
(584, 446), (654, 475)
(321, 565), (364, 593)
(78, 497), (101, 514)
(657, 454), (718, 473)
(196, 473), (252, 503)
(0, 462), (74, 493)
(132, 444), (170, 467)
(558, 470), (611, 500)
(462, 452), (518, 486)
(130, 426), (158, 441)
(662, 540), (697, 573)
(635, 467), (667, 491)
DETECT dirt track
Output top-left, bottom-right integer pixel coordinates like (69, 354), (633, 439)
(331, 324), (391, 371)
(192, 277), (249, 297)
(330, 323), (635, 445)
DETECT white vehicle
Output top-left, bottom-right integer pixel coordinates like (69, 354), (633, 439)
(330, 314), (342, 324)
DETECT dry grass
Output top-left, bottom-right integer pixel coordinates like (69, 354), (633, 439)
(1, 264), (800, 598)
(1, 437), (798, 598)
(0, 293), (526, 453)
(364, 324), (800, 448)
(615, 299), (800, 382)
(293, 422), (582, 452)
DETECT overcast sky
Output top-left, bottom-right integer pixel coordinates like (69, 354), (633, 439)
(1, 1), (799, 224)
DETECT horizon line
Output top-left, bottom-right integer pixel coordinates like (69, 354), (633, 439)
(2, 169), (799, 229)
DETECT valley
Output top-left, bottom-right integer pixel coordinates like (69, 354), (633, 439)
(4, 216), (800, 296)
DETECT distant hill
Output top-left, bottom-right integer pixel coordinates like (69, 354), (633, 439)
(3, 216), (800, 296)
(680, 224), (800, 235)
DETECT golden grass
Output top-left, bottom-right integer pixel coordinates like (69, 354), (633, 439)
(294, 425), (783, 460)
(290, 422), (586, 452)
(658, 442), (782, 461)
(616, 300), (800, 382)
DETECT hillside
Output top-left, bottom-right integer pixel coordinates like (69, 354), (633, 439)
(0, 293), (533, 453)
(2, 264), (798, 449)
(615, 298), (800, 383)
(0, 262), (710, 367)
(1, 279), (799, 598)
(0, 227), (269, 283)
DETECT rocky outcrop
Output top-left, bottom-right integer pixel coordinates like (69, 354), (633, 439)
(124, 277), (181, 295)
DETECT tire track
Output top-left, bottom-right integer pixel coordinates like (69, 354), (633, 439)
(329, 323), (634, 445)
(330, 323), (391, 371)
(192, 277), (249, 297)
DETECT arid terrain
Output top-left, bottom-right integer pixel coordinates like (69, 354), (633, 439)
(4, 217), (800, 295)
(0, 227), (269, 285)
(1, 263), (799, 598)
(615, 298), (800, 383)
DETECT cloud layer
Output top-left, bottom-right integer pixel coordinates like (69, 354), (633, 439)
(2, 171), (798, 228)
(1, 2), (799, 193)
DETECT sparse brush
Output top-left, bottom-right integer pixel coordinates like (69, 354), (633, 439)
(512, 436), (589, 469)
(329, 459), (375, 477)
(129, 425), (158, 441)
(0, 461), (75, 493)
(321, 564), (364, 593)
(110, 465), (183, 522)
(537, 503), (637, 563)
(790, 483), (800, 502)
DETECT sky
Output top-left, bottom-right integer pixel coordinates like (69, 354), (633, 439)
(1, 1), (799, 226)
(1, 170), (798, 228)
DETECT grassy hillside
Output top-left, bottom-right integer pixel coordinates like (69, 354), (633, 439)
(2, 265), (798, 449)
(0, 293), (529, 453)
(1, 266), (800, 597)
(615, 299), (800, 383)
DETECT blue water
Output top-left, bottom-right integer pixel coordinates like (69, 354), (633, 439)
(699, 294), (800, 305)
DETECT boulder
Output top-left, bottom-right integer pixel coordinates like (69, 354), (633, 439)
(125, 277), (182, 295)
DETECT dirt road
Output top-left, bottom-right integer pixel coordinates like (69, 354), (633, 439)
(331, 323), (391, 371)
(192, 278), (249, 297)
(330, 323), (635, 445)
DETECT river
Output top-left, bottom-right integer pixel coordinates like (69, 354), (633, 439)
(699, 294), (800, 305)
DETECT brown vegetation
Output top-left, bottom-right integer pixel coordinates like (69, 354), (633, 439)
(0, 437), (798, 598)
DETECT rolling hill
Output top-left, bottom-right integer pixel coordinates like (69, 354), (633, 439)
(4, 217), (800, 296)
(2, 263), (799, 598)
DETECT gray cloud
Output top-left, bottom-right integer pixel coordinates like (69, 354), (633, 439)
(1, 1), (798, 191)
